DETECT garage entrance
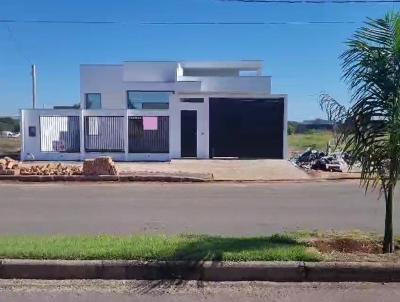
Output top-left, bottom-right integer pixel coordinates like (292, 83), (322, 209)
(209, 98), (284, 159)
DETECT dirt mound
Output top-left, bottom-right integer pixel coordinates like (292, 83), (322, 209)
(311, 238), (381, 254)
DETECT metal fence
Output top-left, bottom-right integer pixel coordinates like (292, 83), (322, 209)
(84, 116), (124, 152)
(40, 116), (80, 153)
(128, 116), (169, 153)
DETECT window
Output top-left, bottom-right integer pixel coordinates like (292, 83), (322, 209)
(127, 91), (172, 110)
(28, 126), (36, 137)
(85, 93), (101, 109)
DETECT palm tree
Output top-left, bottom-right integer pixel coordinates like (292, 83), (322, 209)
(323, 13), (400, 253)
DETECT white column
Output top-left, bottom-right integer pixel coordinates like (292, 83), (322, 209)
(169, 94), (181, 159)
(124, 110), (129, 161)
(20, 110), (25, 160)
(80, 110), (85, 161)
(197, 96), (210, 159)
(283, 96), (289, 160)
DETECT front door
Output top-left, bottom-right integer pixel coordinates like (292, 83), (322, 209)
(181, 110), (197, 157)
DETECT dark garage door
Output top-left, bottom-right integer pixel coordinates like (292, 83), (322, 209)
(209, 98), (284, 159)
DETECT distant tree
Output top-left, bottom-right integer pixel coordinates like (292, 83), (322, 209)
(0, 117), (19, 133)
(287, 123), (296, 135)
(321, 13), (400, 253)
(12, 122), (20, 133)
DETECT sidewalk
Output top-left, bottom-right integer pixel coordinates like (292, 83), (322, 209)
(13, 159), (363, 182)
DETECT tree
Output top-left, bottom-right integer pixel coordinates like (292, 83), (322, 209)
(0, 117), (19, 133)
(287, 123), (296, 135)
(319, 93), (347, 153)
(322, 13), (400, 253)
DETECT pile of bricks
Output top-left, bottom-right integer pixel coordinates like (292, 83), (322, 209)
(82, 157), (119, 176)
(19, 163), (82, 176)
(0, 156), (118, 177)
(0, 157), (20, 175)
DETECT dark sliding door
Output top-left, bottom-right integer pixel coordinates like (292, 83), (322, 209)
(181, 110), (197, 157)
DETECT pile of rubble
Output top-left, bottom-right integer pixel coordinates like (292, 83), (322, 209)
(292, 148), (350, 173)
(82, 156), (119, 176)
(0, 156), (119, 177)
(20, 163), (82, 176)
(0, 157), (20, 175)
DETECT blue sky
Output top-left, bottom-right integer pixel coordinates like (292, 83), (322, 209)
(1, 0), (399, 121)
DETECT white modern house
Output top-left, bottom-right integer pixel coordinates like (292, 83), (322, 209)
(21, 61), (288, 161)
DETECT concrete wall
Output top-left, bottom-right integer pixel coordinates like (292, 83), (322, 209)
(81, 62), (271, 109)
(170, 94), (210, 159)
(80, 65), (124, 109)
(177, 76), (271, 94)
(21, 94), (287, 161)
(21, 109), (173, 162)
(183, 68), (239, 77)
(123, 62), (177, 82)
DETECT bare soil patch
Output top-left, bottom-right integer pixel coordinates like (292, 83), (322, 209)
(304, 232), (400, 262)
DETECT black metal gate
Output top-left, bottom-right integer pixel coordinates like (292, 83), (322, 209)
(40, 116), (80, 153)
(209, 98), (284, 159)
(128, 116), (169, 153)
(84, 116), (124, 152)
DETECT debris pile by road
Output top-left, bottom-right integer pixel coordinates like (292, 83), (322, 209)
(292, 148), (349, 173)
(0, 157), (20, 175)
(0, 157), (83, 176)
(82, 156), (119, 176)
(0, 156), (120, 177)
(20, 163), (82, 176)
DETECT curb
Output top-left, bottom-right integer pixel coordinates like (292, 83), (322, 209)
(1, 260), (400, 282)
(0, 174), (211, 183)
(213, 177), (361, 183)
(0, 175), (359, 183)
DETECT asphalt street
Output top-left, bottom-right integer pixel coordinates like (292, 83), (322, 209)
(0, 181), (398, 235)
(1, 280), (400, 302)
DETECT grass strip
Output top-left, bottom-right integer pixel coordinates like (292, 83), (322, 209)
(0, 234), (321, 262)
(288, 131), (333, 152)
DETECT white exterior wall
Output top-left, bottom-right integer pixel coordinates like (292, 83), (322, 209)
(80, 65), (125, 109)
(123, 62), (177, 82)
(169, 94), (210, 159)
(21, 61), (287, 161)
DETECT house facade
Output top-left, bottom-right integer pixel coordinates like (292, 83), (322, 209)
(21, 61), (288, 161)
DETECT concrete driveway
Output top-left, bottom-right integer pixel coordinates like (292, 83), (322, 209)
(0, 181), (398, 235)
(117, 159), (311, 181)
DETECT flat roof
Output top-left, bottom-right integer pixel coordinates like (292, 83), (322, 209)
(81, 60), (264, 71)
(179, 60), (263, 70)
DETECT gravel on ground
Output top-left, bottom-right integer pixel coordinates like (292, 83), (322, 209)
(1, 280), (400, 302)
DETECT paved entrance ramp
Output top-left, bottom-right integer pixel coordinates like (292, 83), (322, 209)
(117, 160), (310, 181)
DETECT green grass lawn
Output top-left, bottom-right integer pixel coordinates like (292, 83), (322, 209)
(0, 234), (321, 262)
(288, 131), (334, 153)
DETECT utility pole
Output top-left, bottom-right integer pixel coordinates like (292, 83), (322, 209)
(31, 64), (36, 109)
